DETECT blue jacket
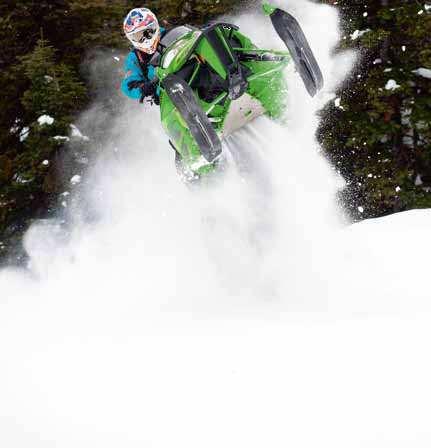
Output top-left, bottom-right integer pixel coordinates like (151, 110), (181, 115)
(121, 28), (165, 101)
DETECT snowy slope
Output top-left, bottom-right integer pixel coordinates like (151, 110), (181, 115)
(0, 1), (430, 447)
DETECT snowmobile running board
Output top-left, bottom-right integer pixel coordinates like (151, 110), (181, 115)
(264, 4), (324, 97)
(162, 74), (222, 163)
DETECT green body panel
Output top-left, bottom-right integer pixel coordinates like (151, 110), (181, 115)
(195, 39), (228, 80)
(159, 30), (202, 81)
(156, 25), (290, 176)
(244, 59), (288, 119)
(262, 2), (277, 16)
(230, 30), (288, 120)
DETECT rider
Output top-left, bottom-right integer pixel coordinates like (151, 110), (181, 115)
(122, 8), (193, 178)
(121, 8), (166, 103)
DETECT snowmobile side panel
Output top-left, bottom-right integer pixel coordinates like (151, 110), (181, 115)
(226, 29), (289, 119)
(162, 74), (222, 163)
(242, 57), (289, 120)
(269, 9), (324, 97)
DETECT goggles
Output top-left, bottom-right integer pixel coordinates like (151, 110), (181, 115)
(130, 24), (157, 43)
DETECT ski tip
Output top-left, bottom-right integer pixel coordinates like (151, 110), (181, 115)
(262, 2), (277, 16)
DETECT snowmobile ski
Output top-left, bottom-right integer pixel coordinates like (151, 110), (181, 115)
(162, 74), (222, 163)
(269, 8), (324, 97)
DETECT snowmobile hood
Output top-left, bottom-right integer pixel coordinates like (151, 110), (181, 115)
(159, 30), (202, 78)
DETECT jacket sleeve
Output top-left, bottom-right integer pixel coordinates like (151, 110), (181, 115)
(121, 52), (146, 101)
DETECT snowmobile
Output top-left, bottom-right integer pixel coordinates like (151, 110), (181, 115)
(150, 3), (323, 179)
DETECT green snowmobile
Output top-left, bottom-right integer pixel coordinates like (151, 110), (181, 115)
(149, 3), (323, 179)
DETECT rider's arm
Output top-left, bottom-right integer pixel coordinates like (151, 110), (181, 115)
(121, 52), (147, 101)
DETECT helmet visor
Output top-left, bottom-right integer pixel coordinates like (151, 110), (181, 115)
(130, 24), (157, 43)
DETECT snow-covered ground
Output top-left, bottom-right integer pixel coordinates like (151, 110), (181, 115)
(1, 1), (431, 447)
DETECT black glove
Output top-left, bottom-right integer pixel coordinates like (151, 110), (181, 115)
(127, 79), (158, 103)
(127, 79), (145, 90)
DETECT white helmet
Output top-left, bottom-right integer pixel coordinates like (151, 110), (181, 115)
(123, 8), (160, 54)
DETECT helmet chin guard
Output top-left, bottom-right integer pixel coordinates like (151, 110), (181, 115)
(123, 8), (160, 54)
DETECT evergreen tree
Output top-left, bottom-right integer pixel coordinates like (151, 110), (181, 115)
(0, 38), (88, 265)
(319, 0), (431, 219)
(19, 38), (87, 121)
